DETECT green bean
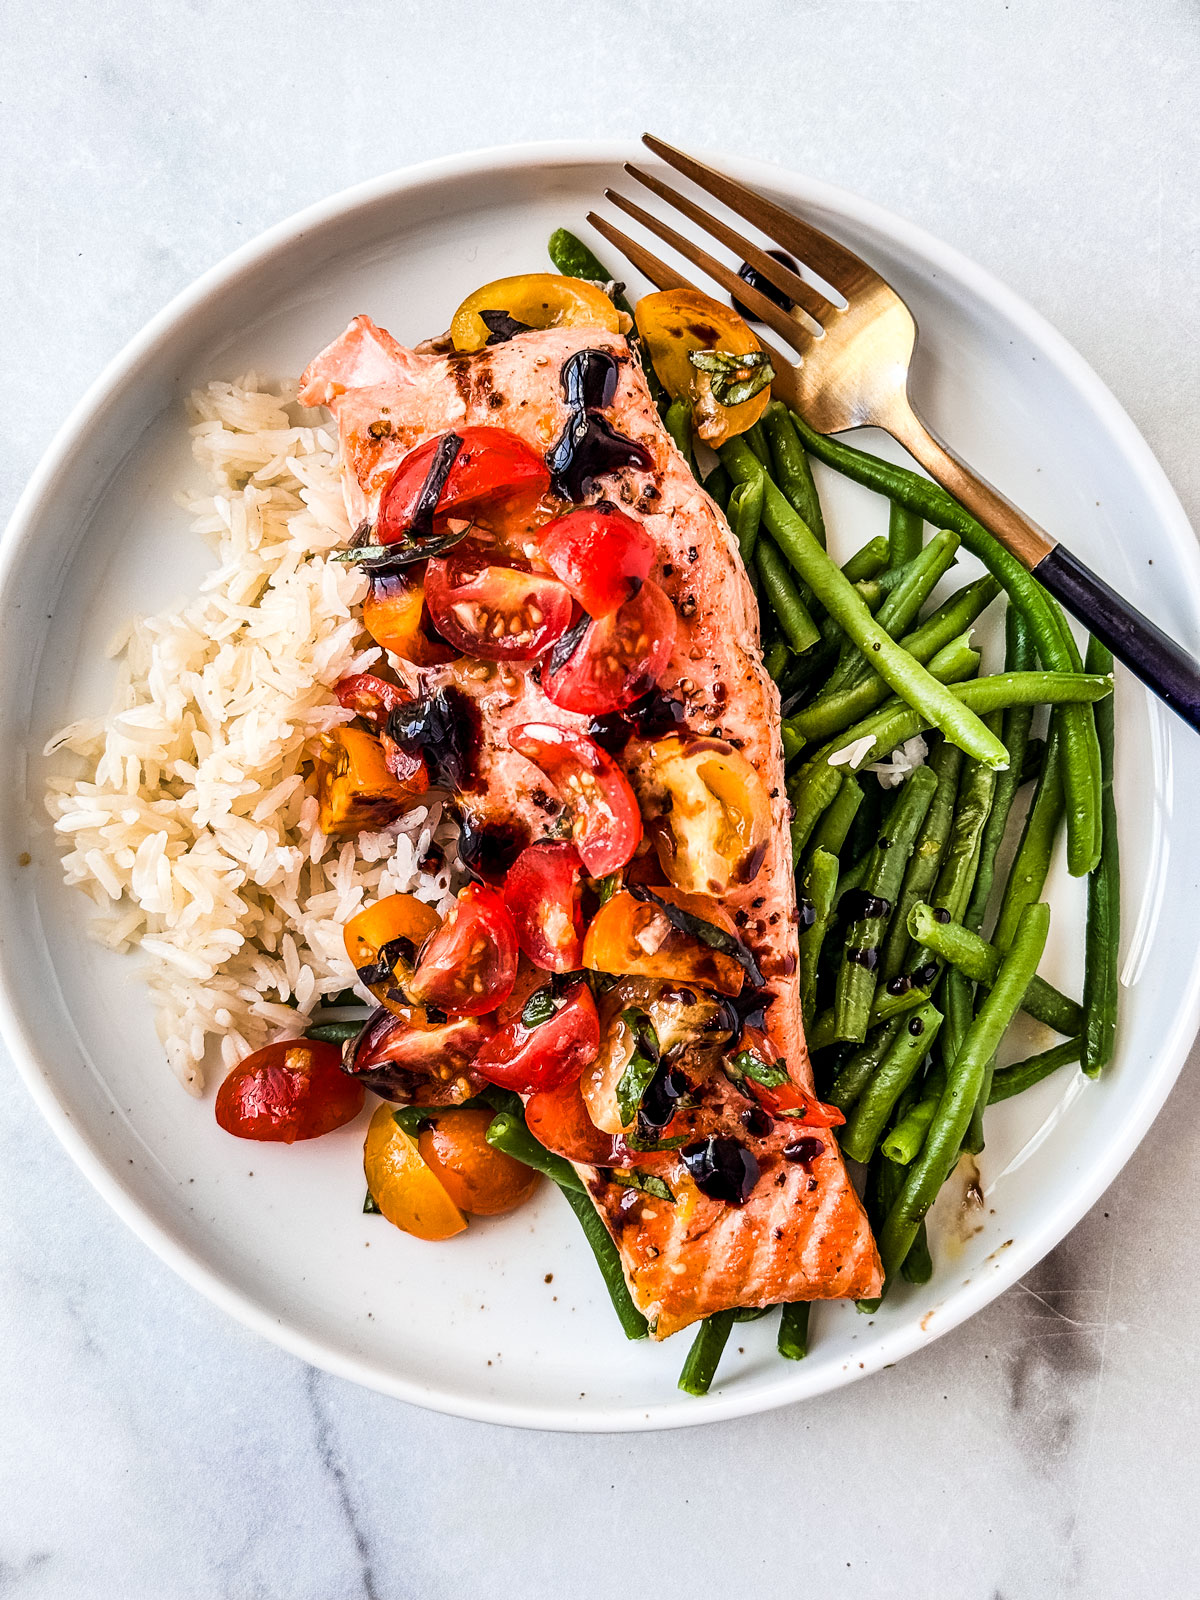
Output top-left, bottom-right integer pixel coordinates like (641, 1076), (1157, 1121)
(304, 1018), (367, 1043)
(788, 410), (1103, 876)
(788, 670), (1111, 776)
(763, 401), (827, 547)
(906, 902), (1082, 1035)
(992, 718), (1065, 951)
(704, 461), (732, 512)
(939, 966), (974, 1074)
(788, 761), (844, 863)
(839, 530), (960, 690)
(877, 903), (1050, 1281)
(321, 987), (361, 1009)
(665, 399), (701, 482)
(881, 1063), (945, 1163)
(828, 1019), (903, 1112)
(561, 1187), (649, 1340)
(989, 1037), (1082, 1103)
(726, 475), (764, 563)
(842, 536), (891, 583)
(809, 773), (863, 859)
(792, 631), (980, 747)
(485, 1112), (586, 1192)
(798, 848), (839, 1019)
(888, 501), (924, 566)
(722, 438), (1009, 770)
(777, 1301), (811, 1360)
(764, 640), (791, 682)
(757, 538), (821, 653)
(901, 1222), (934, 1284)
(1082, 637), (1119, 1076)
(831, 852), (871, 910)
(834, 765), (938, 1041)
(964, 607), (1038, 932)
(547, 228), (634, 311)
(902, 575), (1001, 658)
(841, 1002), (943, 1163)
(744, 419), (771, 467)
(678, 1310), (734, 1394)
(935, 713), (1003, 924)
(879, 740), (963, 984)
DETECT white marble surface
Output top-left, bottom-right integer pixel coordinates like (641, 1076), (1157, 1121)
(3, 3), (1200, 1595)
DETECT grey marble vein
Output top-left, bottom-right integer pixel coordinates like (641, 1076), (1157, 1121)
(2, 2), (1199, 1597)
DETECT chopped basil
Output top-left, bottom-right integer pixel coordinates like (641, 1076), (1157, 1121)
(625, 884), (765, 988)
(363, 1191), (382, 1214)
(521, 987), (558, 1028)
(624, 1129), (690, 1152)
(615, 1008), (661, 1126)
(479, 308), (534, 344)
(355, 935), (417, 989)
(596, 871), (622, 905)
(687, 348), (775, 407)
(725, 1048), (788, 1090)
(330, 524), (470, 571)
(609, 1169), (675, 1203)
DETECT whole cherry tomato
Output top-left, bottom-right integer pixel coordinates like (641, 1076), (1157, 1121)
(415, 1108), (541, 1215)
(215, 1039), (364, 1143)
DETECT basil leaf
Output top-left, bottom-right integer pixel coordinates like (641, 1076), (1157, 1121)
(521, 987), (558, 1028)
(596, 872), (622, 905)
(687, 348), (775, 407)
(479, 308), (534, 344)
(615, 1008), (661, 1126)
(363, 1191), (382, 1214)
(726, 1047), (788, 1090)
(609, 1170), (675, 1203)
(625, 884), (765, 988)
(330, 524), (470, 571)
(625, 1129), (690, 1152)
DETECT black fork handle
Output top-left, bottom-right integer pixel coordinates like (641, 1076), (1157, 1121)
(1034, 544), (1200, 731)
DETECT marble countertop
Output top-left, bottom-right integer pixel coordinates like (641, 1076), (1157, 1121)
(3, 3), (1199, 1595)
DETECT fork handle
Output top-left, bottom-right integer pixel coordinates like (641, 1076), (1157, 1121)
(890, 406), (1200, 732)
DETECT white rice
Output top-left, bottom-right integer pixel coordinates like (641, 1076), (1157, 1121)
(43, 376), (456, 1095)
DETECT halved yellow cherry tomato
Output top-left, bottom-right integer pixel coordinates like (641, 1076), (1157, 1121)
(634, 288), (770, 445)
(363, 1102), (467, 1241)
(582, 977), (731, 1134)
(451, 273), (621, 353)
(343, 893), (442, 1013)
(313, 726), (421, 838)
(581, 887), (744, 996)
(644, 736), (772, 896)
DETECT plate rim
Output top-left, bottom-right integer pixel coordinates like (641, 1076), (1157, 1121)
(3, 137), (1199, 1432)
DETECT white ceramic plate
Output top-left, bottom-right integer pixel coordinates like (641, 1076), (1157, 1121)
(4, 142), (1199, 1432)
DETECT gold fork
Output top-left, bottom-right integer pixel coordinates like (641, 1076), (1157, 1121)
(588, 134), (1200, 733)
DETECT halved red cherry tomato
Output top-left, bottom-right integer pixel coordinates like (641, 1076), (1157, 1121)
(424, 548), (573, 661)
(343, 1006), (495, 1103)
(407, 882), (519, 1016)
(525, 1074), (671, 1170)
(504, 842), (585, 972)
(734, 1028), (845, 1127)
(472, 982), (600, 1094)
(543, 579), (676, 715)
(508, 724), (642, 876)
(362, 570), (455, 666)
(538, 502), (655, 618)
(333, 674), (428, 787)
(215, 1039), (364, 1143)
(378, 427), (551, 544)
(581, 887), (745, 996)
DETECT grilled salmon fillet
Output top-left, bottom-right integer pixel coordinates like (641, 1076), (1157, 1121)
(302, 316), (882, 1333)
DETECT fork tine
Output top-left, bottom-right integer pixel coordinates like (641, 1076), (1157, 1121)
(642, 134), (880, 301)
(583, 212), (693, 293)
(602, 188), (812, 359)
(623, 162), (832, 330)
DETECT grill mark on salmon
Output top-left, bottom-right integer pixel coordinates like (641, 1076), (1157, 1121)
(301, 317), (882, 1331)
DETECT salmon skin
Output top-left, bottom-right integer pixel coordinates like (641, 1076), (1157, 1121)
(302, 316), (882, 1332)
